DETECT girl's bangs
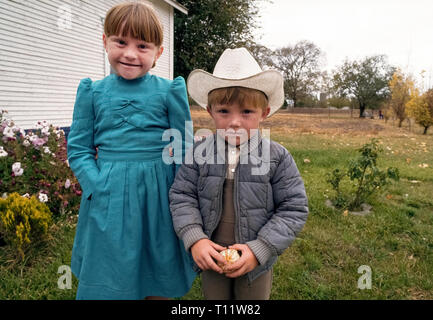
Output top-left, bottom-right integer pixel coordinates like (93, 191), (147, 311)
(105, 3), (163, 46)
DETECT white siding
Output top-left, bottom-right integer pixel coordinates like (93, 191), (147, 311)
(0, 0), (174, 129)
(148, 0), (173, 79)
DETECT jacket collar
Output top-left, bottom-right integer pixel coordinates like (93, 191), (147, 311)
(193, 131), (264, 164)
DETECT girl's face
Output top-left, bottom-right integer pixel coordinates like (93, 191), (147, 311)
(103, 33), (163, 80)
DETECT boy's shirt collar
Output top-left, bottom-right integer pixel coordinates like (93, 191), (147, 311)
(191, 131), (263, 165)
(215, 131), (261, 157)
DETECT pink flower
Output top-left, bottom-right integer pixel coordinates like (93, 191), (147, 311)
(41, 126), (50, 136)
(2, 126), (15, 140)
(3, 126), (13, 136)
(32, 137), (47, 147)
(65, 179), (71, 189)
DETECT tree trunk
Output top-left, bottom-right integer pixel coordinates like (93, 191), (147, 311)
(398, 119), (403, 127)
(359, 104), (366, 118)
(423, 126), (429, 134)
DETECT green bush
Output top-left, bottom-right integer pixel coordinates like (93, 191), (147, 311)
(0, 110), (81, 217)
(326, 138), (400, 210)
(0, 192), (52, 259)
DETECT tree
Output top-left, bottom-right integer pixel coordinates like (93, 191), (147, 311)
(327, 95), (352, 109)
(333, 55), (395, 117)
(174, 0), (264, 79)
(407, 88), (433, 134)
(388, 69), (414, 127)
(246, 43), (274, 70)
(271, 41), (324, 108)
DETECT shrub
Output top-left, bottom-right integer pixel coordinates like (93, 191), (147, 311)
(0, 110), (81, 217)
(0, 192), (52, 259)
(326, 139), (399, 210)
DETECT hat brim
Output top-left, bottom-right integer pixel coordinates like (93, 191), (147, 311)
(187, 69), (284, 117)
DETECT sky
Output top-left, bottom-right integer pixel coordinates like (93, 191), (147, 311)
(255, 0), (433, 89)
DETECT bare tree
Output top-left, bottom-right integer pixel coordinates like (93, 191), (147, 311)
(246, 43), (274, 70)
(271, 41), (324, 108)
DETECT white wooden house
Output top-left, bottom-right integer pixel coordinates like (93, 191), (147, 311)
(0, 0), (187, 129)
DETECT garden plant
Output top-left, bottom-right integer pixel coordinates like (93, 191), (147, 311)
(0, 110), (82, 261)
(326, 138), (400, 210)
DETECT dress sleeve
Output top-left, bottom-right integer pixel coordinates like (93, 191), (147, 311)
(166, 76), (193, 172)
(67, 78), (100, 199)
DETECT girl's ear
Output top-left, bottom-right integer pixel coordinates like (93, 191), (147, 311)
(156, 46), (164, 60)
(152, 46), (164, 68)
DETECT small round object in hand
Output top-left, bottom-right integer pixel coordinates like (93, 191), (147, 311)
(218, 248), (240, 268)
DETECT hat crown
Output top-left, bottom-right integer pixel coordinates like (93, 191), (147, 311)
(213, 48), (263, 80)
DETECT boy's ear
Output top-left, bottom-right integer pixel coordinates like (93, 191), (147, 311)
(262, 106), (271, 120)
(206, 105), (213, 117)
(102, 33), (107, 50)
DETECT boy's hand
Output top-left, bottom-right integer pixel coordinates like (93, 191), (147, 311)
(191, 239), (227, 274)
(223, 244), (258, 278)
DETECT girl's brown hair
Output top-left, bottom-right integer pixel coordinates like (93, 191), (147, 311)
(208, 87), (269, 110)
(104, 2), (163, 46)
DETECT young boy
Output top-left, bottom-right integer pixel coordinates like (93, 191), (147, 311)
(169, 48), (309, 300)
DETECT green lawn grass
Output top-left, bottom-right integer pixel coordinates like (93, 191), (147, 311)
(1, 122), (432, 300)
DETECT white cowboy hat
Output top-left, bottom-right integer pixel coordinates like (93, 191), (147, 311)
(187, 47), (284, 117)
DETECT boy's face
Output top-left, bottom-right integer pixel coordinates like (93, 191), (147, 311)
(207, 103), (270, 146)
(103, 33), (163, 80)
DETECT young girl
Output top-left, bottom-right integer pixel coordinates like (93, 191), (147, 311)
(67, 2), (196, 300)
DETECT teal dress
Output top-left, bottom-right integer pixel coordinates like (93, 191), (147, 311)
(67, 73), (197, 299)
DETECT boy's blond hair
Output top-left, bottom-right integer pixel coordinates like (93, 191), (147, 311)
(208, 87), (269, 111)
(104, 2), (163, 46)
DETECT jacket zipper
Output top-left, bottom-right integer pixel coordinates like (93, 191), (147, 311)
(209, 163), (227, 237)
(233, 163), (240, 244)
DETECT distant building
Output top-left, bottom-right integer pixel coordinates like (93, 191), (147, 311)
(0, 0), (187, 129)
(319, 92), (327, 102)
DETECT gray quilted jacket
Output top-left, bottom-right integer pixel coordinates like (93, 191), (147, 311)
(169, 133), (308, 283)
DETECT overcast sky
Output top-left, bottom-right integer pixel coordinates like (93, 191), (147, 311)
(255, 0), (433, 89)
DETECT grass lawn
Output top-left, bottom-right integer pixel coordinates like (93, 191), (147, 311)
(1, 111), (432, 300)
